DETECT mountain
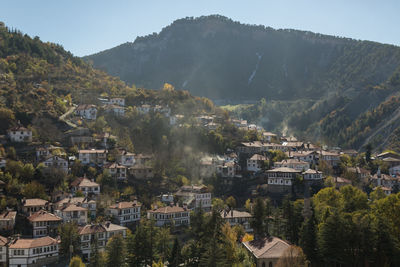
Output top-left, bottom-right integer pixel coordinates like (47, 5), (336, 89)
(85, 15), (400, 151)
(85, 15), (400, 101)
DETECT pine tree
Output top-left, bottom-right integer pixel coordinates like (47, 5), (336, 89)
(300, 208), (318, 265)
(106, 234), (126, 267)
(168, 237), (182, 267)
(318, 211), (346, 266)
(127, 219), (158, 267)
(199, 210), (227, 266)
(59, 222), (81, 256)
(88, 236), (105, 267)
(156, 227), (171, 263)
(251, 198), (266, 238)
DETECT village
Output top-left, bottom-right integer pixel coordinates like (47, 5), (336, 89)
(0, 95), (398, 267)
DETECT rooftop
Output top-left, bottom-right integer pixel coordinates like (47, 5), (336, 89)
(9, 236), (58, 249)
(109, 201), (141, 209)
(28, 210), (61, 222)
(243, 236), (290, 259)
(23, 198), (48, 207)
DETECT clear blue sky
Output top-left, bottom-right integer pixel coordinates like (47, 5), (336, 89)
(1, 0), (399, 57)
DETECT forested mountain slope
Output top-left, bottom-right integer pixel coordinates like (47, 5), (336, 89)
(85, 15), (400, 102)
(84, 15), (400, 151)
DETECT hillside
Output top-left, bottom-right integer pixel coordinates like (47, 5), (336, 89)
(0, 22), (221, 147)
(85, 15), (400, 151)
(85, 15), (400, 101)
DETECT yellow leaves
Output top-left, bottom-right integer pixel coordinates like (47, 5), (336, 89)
(242, 233), (254, 242)
(162, 82), (175, 91)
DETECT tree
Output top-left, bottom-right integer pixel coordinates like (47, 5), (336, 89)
(59, 222), (81, 256)
(211, 198), (225, 211)
(225, 196), (236, 209)
(168, 237), (182, 267)
(251, 198), (266, 238)
(366, 144), (372, 163)
(339, 185), (368, 212)
(69, 256), (85, 267)
(106, 234), (126, 267)
(199, 210), (227, 266)
(282, 198), (303, 244)
(22, 181), (47, 199)
(88, 236), (106, 267)
(317, 211), (349, 265)
(156, 227), (171, 263)
(127, 219), (158, 266)
(299, 207), (318, 265)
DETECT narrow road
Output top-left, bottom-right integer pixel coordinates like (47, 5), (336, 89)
(59, 105), (77, 128)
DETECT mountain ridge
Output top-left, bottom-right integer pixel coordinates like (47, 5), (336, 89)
(84, 15), (400, 151)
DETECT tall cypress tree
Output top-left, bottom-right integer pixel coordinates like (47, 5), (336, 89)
(105, 234), (126, 267)
(168, 237), (182, 267)
(300, 207), (318, 265)
(199, 210), (226, 267)
(251, 198), (266, 238)
(88, 236), (106, 267)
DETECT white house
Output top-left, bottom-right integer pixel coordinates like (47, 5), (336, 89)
(175, 185), (212, 211)
(22, 199), (49, 215)
(7, 126), (32, 142)
(0, 235), (7, 266)
(104, 104), (125, 117)
(266, 167), (301, 186)
(116, 150), (135, 166)
(147, 204), (190, 227)
(318, 150), (341, 167)
(35, 147), (51, 161)
(75, 104), (97, 120)
(41, 155), (68, 173)
(247, 154), (266, 172)
(107, 201), (141, 226)
(105, 163), (127, 180)
(0, 210), (17, 232)
(71, 177), (101, 196)
(109, 97), (125, 107)
(137, 104), (151, 114)
(55, 197), (96, 218)
(78, 149), (107, 165)
(27, 210), (62, 238)
(79, 222), (127, 261)
(216, 161), (237, 178)
(302, 169), (323, 180)
(8, 236), (59, 267)
(55, 203), (88, 225)
(262, 132), (277, 143)
(221, 210), (253, 232)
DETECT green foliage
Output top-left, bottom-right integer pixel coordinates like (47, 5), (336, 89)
(251, 198), (266, 238)
(59, 222), (81, 256)
(105, 234), (126, 267)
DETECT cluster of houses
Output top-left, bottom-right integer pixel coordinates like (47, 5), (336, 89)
(5, 94), (400, 266)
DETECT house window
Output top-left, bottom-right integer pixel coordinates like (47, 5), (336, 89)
(269, 262), (273, 267)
